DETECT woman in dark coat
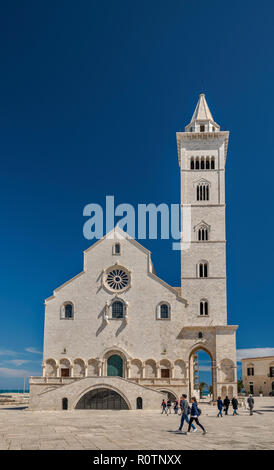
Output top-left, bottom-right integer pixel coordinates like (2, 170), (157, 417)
(187, 397), (207, 434)
(232, 397), (239, 415)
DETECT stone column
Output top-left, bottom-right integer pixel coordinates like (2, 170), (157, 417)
(156, 363), (161, 379)
(98, 360), (103, 376)
(127, 361), (131, 379)
(141, 365), (145, 379)
(70, 365), (74, 378)
(212, 360), (217, 400)
(42, 363), (46, 378)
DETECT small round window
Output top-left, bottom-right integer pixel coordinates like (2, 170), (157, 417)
(105, 267), (130, 292)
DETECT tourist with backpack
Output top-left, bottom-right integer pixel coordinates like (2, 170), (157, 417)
(175, 394), (197, 433)
(186, 397), (207, 434)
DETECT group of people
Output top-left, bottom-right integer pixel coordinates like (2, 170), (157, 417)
(160, 393), (256, 435)
(216, 395), (239, 416)
(161, 394), (207, 435)
(217, 394), (255, 416)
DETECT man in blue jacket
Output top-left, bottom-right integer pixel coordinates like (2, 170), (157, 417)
(175, 394), (196, 433)
(217, 396), (223, 417)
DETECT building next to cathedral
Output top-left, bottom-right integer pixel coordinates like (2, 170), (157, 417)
(29, 94), (238, 410)
(242, 356), (274, 396)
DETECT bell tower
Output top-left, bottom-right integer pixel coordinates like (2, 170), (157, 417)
(176, 94), (229, 326)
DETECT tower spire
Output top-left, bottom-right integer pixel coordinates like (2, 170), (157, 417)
(185, 93), (220, 132)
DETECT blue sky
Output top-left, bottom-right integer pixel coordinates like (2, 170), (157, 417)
(0, 0), (274, 388)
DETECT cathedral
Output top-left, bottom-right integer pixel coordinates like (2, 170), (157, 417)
(29, 94), (238, 410)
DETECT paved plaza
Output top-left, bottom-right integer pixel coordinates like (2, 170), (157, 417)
(0, 397), (273, 450)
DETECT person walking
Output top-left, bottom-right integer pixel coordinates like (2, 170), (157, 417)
(247, 395), (254, 415)
(161, 399), (167, 414)
(166, 399), (172, 415)
(186, 397), (207, 435)
(173, 400), (179, 414)
(175, 394), (196, 433)
(224, 395), (230, 415)
(232, 397), (239, 416)
(217, 396), (223, 417)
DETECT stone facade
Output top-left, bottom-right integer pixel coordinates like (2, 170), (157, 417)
(29, 94), (238, 410)
(242, 356), (274, 396)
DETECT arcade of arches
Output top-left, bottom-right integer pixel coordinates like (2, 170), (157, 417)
(43, 349), (236, 402)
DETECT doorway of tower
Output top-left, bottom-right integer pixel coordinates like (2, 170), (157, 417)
(189, 349), (213, 401)
(107, 354), (123, 377)
(160, 390), (177, 401)
(75, 388), (129, 409)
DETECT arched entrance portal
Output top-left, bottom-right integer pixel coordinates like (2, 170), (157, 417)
(160, 390), (177, 402)
(75, 388), (129, 410)
(107, 355), (123, 377)
(189, 348), (215, 400)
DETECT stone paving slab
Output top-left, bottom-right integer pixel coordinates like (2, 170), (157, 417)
(0, 397), (273, 450)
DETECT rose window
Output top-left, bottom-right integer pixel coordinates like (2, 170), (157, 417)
(106, 269), (129, 291)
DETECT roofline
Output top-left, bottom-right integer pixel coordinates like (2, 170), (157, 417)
(44, 226), (188, 304)
(241, 356), (274, 361)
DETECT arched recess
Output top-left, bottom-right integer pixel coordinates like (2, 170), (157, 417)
(107, 355), (123, 377)
(144, 359), (157, 378)
(188, 345), (215, 400)
(75, 386), (130, 410)
(74, 358), (86, 377)
(62, 397), (68, 410)
(101, 347), (130, 377)
(219, 359), (235, 383)
(158, 389), (178, 402)
(59, 358), (72, 378)
(159, 359), (172, 379)
(136, 397), (143, 409)
(87, 359), (99, 376)
(45, 358), (58, 377)
(131, 359), (142, 378)
(221, 385), (227, 399)
(174, 360), (186, 379)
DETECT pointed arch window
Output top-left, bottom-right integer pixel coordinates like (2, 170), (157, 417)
(190, 158), (194, 170)
(196, 182), (209, 201)
(198, 227), (209, 241)
(198, 262), (208, 278)
(211, 158), (215, 169)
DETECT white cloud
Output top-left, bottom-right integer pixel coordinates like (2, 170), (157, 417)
(0, 349), (17, 356)
(25, 347), (42, 355)
(199, 365), (212, 372)
(6, 360), (29, 366)
(237, 348), (274, 361)
(0, 368), (37, 378)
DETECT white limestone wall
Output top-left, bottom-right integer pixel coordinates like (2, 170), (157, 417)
(43, 235), (188, 364)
